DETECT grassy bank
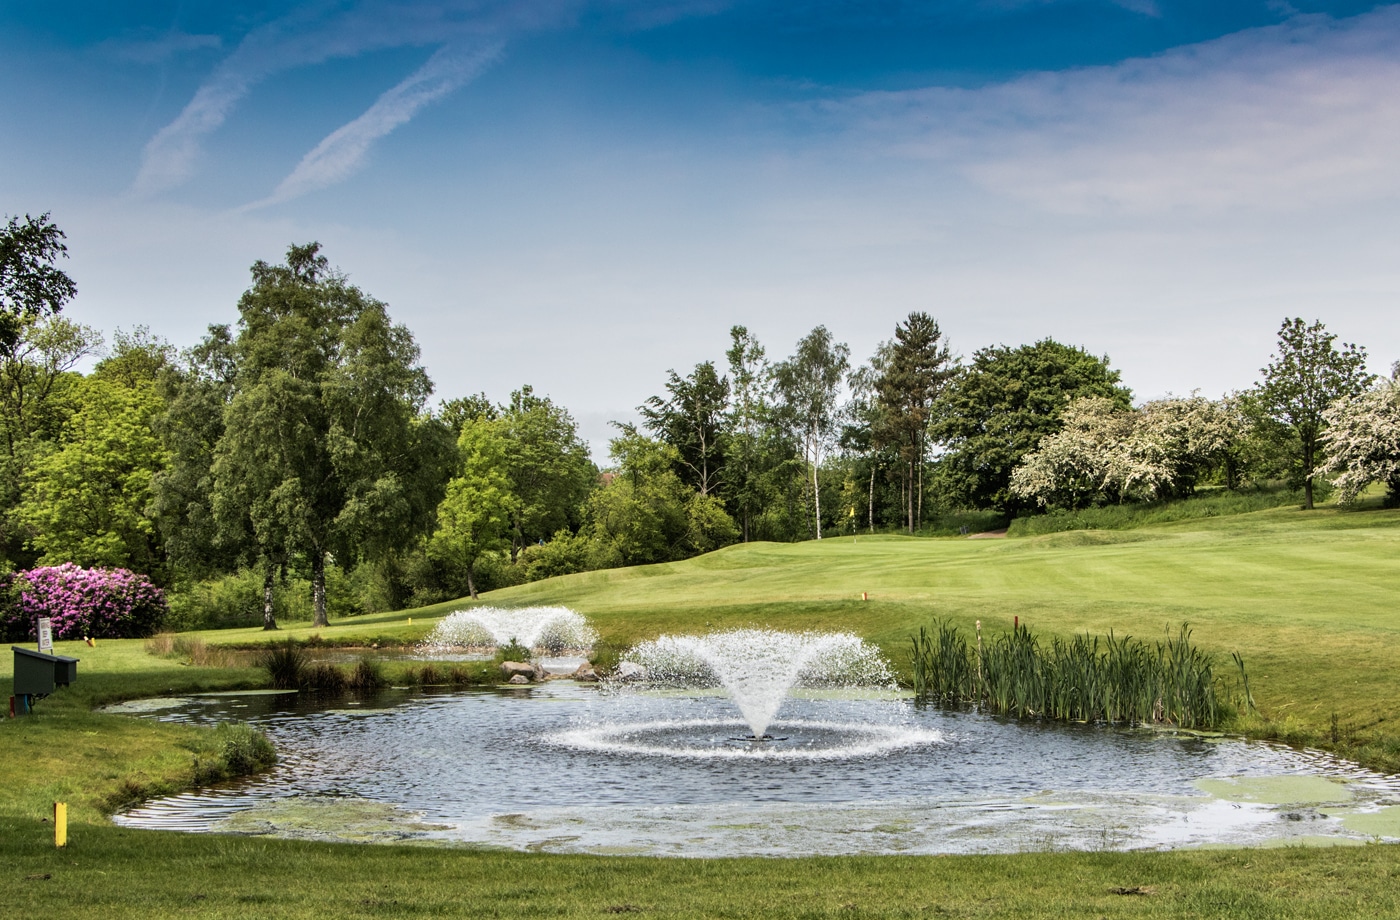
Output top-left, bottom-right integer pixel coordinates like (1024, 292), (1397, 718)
(6, 816), (1400, 919)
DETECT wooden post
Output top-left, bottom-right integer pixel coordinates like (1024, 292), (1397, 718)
(54, 802), (67, 848)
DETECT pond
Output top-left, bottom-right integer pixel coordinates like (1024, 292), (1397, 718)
(110, 681), (1400, 856)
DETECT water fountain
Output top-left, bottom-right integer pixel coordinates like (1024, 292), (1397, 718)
(556, 628), (933, 759)
(625, 629), (894, 738)
(421, 605), (596, 655)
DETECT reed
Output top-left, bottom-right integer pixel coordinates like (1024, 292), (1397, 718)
(256, 640), (307, 690)
(910, 620), (1241, 729)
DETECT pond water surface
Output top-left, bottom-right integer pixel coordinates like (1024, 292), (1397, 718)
(111, 682), (1400, 856)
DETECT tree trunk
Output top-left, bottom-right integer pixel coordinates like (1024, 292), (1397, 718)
(261, 565), (278, 631)
(1303, 439), (1315, 510)
(906, 459), (914, 534)
(466, 559), (479, 600)
(868, 463), (876, 534)
(311, 550), (328, 627)
(812, 454), (822, 540)
(917, 454), (924, 533)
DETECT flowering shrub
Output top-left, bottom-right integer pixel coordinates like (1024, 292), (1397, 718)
(0, 564), (167, 641)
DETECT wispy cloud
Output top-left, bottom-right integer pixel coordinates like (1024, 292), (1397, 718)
(101, 29), (222, 65)
(822, 7), (1400, 216)
(131, 1), (580, 197)
(246, 43), (504, 209)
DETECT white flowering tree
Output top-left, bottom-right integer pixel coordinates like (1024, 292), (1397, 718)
(1320, 376), (1400, 505)
(1011, 395), (1248, 510)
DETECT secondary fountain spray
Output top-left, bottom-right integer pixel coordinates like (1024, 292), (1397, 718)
(421, 606), (596, 654)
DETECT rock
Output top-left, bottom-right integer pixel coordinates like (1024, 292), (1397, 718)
(500, 660), (539, 682)
(614, 661), (646, 682)
(507, 674), (530, 685)
(572, 663), (599, 682)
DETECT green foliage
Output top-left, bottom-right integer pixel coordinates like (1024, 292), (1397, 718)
(874, 312), (956, 532)
(429, 418), (517, 598)
(774, 325), (850, 539)
(257, 640), (307, 689)
(1258, 317), (1373, 509)
(165, 565), (368, 631)
(911, 621), (1233, 729)
(641, 360), (730, 497)
(347, 656), (388, 691)
(497, 385), (596, 560)
(0, 315), (103, 568)
(213, 722), (276, 777)
(0, 212), (76, 356)
(17, 374), (168, 573)
(933, 338), (1132, 512)
(211, 242), (442, 627)
(496, 637), (531, 663)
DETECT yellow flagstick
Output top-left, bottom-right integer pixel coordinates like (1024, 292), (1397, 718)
(54, 802), (67, 847)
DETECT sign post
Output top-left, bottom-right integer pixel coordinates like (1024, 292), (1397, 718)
(37, 617), (52, 653)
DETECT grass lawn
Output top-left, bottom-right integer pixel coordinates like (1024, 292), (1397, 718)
(4, 500), (1400, 916)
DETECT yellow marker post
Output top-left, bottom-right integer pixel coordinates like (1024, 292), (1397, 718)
(54, 802), (67, 848)
(407, 618), (412, 626)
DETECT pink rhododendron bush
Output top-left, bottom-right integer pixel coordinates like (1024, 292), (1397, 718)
(1, 563), (167, 641)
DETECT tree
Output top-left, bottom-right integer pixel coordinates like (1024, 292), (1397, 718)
(212, 243), (438, 628)
(774, 326), (850, 539)
(17, 374), (168, 574)
(430, 419), (517, 599)
(1321, 375), (1400, 505)
(722, 326), (795, 542)
(1257, 318), (1372, 509)
(932, 339), (1132, 512)
(875, 312), (956, 532)
(152, 325), (246, 581)
(842, 345), (896, 534)
(497, 386), (596, 563)
(0, 316), (102, 566)
(640, 361), (729, 497)
(1010, 394), (1258, 511)
(0, 213), (77, 356)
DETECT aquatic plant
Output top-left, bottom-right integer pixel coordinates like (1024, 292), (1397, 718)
(910, 620), (1240, 729)
(348, 656), (388, 691)
(257, 640), (307, 690)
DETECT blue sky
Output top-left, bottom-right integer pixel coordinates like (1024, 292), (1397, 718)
(3, 1), (1398, 455)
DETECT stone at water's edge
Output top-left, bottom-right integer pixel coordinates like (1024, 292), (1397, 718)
(572, 663), (599, 682)
(500, 660), (545, 682)
(614, 661), (646, 681)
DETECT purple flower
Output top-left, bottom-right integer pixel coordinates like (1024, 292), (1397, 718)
(1, 564), (167, 641)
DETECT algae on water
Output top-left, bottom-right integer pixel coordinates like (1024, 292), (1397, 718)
(1195, 775), (1353, 805)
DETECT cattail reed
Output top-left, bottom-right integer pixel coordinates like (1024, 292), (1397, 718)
(911, 620), (1243, 730)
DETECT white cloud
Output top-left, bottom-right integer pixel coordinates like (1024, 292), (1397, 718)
(246, 43), (504, 209)
(828, 8), (1400, 216)
(100, 30), (221, 64)
(131, 0), (579, 197)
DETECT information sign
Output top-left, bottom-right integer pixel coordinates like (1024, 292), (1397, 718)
(37, 617), (53, 653)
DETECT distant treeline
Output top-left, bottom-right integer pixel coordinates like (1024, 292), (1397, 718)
(3, 222), (1397, 628)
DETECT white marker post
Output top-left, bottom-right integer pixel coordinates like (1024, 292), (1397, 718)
(37, 617), (53, 653)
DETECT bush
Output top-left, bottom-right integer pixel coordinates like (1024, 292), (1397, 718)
(217, 723), (276, 776)
(165, 564), (374, 631)
(2, 563), (166, 640)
